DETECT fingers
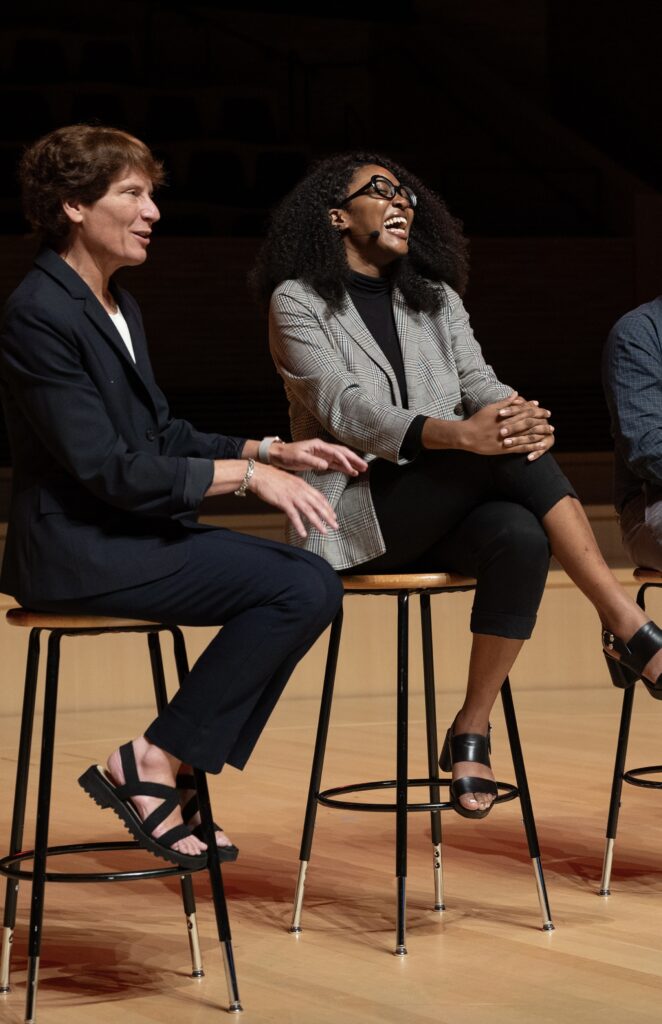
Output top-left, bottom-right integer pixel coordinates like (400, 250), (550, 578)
(499, 405), (551, 429)
(502, 422), (554, 447)
(285, 488), (339, 538)
(272, 440), (367, 477)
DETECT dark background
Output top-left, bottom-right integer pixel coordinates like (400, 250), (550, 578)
(2, 0), (662, 473)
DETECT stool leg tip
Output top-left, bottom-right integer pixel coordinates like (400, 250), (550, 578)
(0, 985), (9, 994)
(228, 1000), (244, 1012)
(433, 903), (445, 913)
(394, 944), (408, 956)
(598, 889), (610, 897)
(542, 922), (555, 932)
(191, 969), (205, 979)
(289, 926), (302, 934)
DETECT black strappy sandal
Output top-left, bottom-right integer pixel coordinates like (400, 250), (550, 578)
(78, 743), (207, 870)
(175, 772), (239, 862)
(439, 725), (498, 820)
(602, 621), (662, 700)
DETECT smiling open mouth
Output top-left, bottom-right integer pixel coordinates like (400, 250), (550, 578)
(384, 216), (407, 235)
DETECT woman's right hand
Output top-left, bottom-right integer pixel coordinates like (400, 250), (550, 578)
(248, 463), (339, 539)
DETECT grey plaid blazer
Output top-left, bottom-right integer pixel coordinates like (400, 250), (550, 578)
(269, 277), (512, 569)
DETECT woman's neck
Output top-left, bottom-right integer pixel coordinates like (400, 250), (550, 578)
(59, 244), (117, 313)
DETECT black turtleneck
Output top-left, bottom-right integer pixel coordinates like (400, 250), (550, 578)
(346, 270), (426, 459)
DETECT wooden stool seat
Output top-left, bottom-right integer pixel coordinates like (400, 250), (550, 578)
(6, 607), (160, 630)
(342, 572), (476, 592)
(633, 567), (662, 585)
(291, 572), (553, 955)
(0, 607), (242, 1020)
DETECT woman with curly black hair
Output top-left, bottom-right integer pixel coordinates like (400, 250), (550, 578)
(253, 152), (662, 819)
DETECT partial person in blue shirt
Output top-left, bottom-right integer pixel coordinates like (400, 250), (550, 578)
(603, 297), (662, 572)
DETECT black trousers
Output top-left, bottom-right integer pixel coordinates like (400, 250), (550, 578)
(351, 450), (576, 640)
(35, 529), (343, 774)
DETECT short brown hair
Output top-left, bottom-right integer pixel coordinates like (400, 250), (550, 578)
(19, 124), (165, 249)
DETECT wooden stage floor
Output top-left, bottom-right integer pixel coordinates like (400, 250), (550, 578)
(0, 684), (661, 1024)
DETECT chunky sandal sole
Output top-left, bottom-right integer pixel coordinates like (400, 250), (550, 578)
(78, 764), (207, 871)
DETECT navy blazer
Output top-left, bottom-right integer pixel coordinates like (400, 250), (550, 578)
(0, 249), (245, 605)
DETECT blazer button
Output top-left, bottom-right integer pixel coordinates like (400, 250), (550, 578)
(453, 402), (464, 416)
(145, 428), (156, 441)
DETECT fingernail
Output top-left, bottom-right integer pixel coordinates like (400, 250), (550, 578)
(504, 438), (512, 446)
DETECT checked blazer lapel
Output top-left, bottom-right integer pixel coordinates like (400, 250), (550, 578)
(333, 294), (402, 405)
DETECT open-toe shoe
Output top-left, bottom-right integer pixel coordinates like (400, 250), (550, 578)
(602, 620), (662, 700)
(176, 772), (239, 862)
(439, 724), (498, 820)
(78, 742), (207, 870)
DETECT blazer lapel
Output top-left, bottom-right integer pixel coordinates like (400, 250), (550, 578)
(333, 294), (402, 404)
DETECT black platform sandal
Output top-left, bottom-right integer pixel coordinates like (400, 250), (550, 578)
(439, 725), (498, 820)
(78, 743), (207, 870)
(602, 621), (662, 700)
(176, 772), (239, 862)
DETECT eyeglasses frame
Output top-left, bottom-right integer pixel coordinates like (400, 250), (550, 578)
(340, 174), (417, 209)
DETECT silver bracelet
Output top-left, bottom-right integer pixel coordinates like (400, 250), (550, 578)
(258, 435), (283, 464)
(234, 458), (255, 497)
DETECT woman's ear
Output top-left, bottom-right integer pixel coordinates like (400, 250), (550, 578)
(328, 207), (348, 231)
(62, 199), (84, 225)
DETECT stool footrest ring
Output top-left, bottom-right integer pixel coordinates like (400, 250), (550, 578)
(317, 777), (518, 813)
(622, 765), (662, 789)
(0, 841), (200, 882)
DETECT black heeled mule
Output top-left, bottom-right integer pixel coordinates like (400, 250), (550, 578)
(602, 620), (662, 700)
(439, 725), (498, 820)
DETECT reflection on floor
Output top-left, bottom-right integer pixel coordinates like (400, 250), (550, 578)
(0, 685), (661, 1024)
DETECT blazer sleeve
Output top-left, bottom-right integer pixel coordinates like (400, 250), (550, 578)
(1, 297), (231, 517)
(269, 286), (419, 461)
(603, 309), (662, 485)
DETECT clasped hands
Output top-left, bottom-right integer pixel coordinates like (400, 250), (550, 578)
(464, 392), (555, 462)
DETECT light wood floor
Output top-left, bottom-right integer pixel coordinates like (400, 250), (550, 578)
(1, 683), (662, 1024)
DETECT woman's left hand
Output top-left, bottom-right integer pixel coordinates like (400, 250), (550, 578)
(269, 439), (368, 476)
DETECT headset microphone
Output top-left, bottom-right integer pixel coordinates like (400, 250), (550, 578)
(368, 230), (380, 238)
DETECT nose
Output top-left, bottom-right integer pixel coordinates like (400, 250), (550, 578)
(141, 195), (160, 223)
(392, 192), (409, 212)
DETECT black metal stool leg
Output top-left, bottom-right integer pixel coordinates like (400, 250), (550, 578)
(394, 593), (409, 956)
(149, 631), (204, 978)
(193, 769), (242, 1013)
(420, 594), (444, 913)
(25, 631), (62, 1024)
(291, 608), (344, 934)
(0, 629), (41, 993)
(500, 678), (554, 931)
(599, 682), (635, 896)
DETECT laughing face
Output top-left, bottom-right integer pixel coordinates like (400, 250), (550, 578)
(64, 169), (160, 275)
(329, 163), (416, 275)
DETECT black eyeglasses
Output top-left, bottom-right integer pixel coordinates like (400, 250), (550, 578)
(341, 174), (417, 209)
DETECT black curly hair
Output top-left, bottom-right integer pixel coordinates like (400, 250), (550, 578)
(250, 151), (469, 314)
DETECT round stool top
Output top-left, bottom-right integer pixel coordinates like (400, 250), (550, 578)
(6, 607), (162, 630)
(633, 568), (662, 584)
(342, 572), (476, 593)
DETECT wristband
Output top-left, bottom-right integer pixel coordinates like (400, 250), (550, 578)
(258, 435), (283, 464)
(234, 458), (255, 497)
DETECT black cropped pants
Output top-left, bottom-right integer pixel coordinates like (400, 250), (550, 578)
(351, 450), (576, 641)
(35, 529), (343, 774)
